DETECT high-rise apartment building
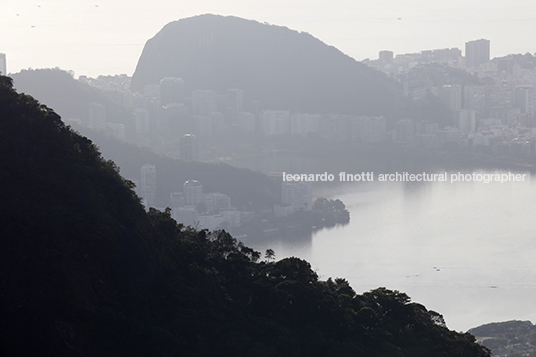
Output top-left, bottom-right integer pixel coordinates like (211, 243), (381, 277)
(379, 50), (394, 63)
(395, 119), (415, 146)
(180, 134), (199, 161)
(458, 109), (476, 134)
(162, 103), (193, 135)
(0, 53), (6, 75)
(183, 180), (203, 205)
(159, 77), (185, 106)
(439, 85), (462, 112)
(262, 110), (290, 136)
(358, 116), (386, 143)
(281, 181), (313, 213)
(226, 88), (244, 125)
(465, 39), (490, 68)
(140, 164), (156, 209)
(513, 86), (535, 114)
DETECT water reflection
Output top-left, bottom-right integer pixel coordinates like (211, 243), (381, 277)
(280, 170), (535, 332)
(227, 149), (536, 331)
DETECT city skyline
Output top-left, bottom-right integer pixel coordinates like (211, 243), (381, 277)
(1, 0), (535, 77)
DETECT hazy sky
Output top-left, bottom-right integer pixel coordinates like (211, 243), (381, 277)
(1, 0), (535, 77)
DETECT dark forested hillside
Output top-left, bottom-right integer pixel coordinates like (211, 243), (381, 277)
(1, 75), (490, 356)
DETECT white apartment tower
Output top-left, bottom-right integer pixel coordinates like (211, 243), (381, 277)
(226, 88), (244, 125)
(282, 181), (313, 213)
(183, 180), (203, 205)
(439, 85), (462, 112)
(140, 164), (157, 209)
(180, 134), (199, 161)
(0, 53), (6, 75)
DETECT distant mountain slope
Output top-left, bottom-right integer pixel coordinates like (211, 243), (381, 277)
(131, 14), (415, 118)
(11, 68), (278, 209)
(12, 68), (134, 129)
(469, 320), (536, 356)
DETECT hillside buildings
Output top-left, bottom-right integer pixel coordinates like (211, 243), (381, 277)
(169, 180), (242, 231)
(80, 36), (536, 162)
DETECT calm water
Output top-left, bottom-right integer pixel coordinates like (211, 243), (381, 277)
(245, 170), (536, 332)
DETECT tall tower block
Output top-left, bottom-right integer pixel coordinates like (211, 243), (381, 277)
(465, 39), (490, 68)
(0, 53), (6, 75)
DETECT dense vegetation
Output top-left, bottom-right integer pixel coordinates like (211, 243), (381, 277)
(1, 75), (490, 356)
(311, 198), (350, 228)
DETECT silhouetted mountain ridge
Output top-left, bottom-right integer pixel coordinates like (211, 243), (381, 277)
(1, 75), (490, 356)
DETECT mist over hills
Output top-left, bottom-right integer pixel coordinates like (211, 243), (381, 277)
(131, 14), (445, 121)
(12, 68), (134, 131)
(71, 123), (279, 210)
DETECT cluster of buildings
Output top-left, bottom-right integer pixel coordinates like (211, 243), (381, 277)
(138, 164), (248, 230)
(262, 111), (386, 143)
(169, 180), (248, 231)
(138, 164), (244, 230)
(368, 39), (491, 76)
(79, 74), (391, 157)
(77, 37), (535, 159)
(138, 164), (313, 230)
(367, 39), (536, 156)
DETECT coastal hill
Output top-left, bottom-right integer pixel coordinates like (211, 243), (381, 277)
(469, 320), (536, 356)
(131, 14), (447, 122)
(0, 74), (490, 355)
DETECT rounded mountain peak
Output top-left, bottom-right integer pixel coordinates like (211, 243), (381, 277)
(131, 14), (399, 116)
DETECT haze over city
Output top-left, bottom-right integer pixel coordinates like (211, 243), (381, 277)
(1, 0), (535, 76)
(2, 1), (536, 355)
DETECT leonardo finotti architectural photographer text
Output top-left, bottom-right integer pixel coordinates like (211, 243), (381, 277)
(282, 172), (528, 184)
